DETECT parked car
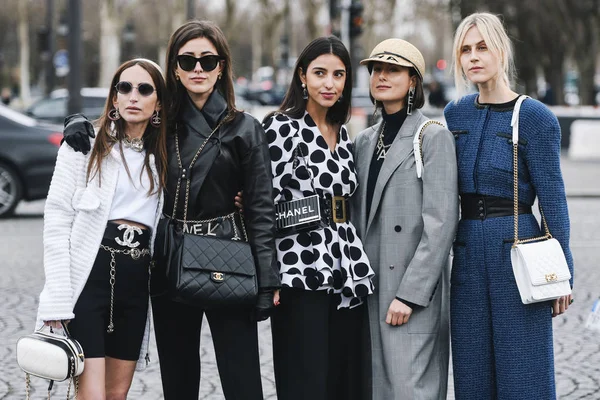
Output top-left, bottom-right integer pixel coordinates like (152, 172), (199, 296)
(25, 87), (109, 124)
(0, 104), (62, 217)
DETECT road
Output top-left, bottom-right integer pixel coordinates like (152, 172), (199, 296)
(0, 156), (598, 399)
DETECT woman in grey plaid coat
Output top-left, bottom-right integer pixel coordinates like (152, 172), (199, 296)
(352, 38), (459, 400)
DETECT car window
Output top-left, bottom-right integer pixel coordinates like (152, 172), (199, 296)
(29, 98), (67, 120)
(82, 96), (107, 120)
(82, 96), (107, 108)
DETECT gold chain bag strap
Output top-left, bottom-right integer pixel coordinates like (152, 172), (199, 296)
(17, 322), (83, 399)
(166, 119), (258, 307)
(509, 95), (571, 304)
(413, 119), (445, 178)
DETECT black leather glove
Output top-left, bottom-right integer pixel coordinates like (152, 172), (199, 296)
(63, 114), (95, 154)
(253, 290), (275, 322)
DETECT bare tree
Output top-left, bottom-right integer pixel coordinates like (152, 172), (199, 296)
(222, 0), (238, 37)
(259, 0), (287, 72)
(98, 0), (123, 85)
(18, 0), (31, 105)
(303, 0), (323, 40)
(566, 0), (599, 105)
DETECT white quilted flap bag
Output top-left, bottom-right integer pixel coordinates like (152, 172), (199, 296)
(509, 95), (572, 305)
(16, 326), (84, 381)
(511, 238), (571, 304)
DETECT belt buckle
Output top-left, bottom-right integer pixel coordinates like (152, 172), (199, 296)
(115, 224), (142, 248)
(332, 196), (346, 223)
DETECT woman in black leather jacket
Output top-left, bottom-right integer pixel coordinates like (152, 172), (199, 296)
(63, 20), (279, 400)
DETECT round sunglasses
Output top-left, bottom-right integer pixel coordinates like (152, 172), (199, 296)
(177, 54), (223, 72)
(115, 81), (156, 97)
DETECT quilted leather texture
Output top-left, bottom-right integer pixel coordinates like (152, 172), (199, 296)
(16, 332), (84, 380)
(511, 238), (571, 304)
(171, 234), (258, 307)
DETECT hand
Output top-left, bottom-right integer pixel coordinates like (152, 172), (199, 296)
(386, 299), (413, 326)
(552, 294), (572, 317)
(44, 320), (69, 330)
(273, 289), (281, 306)
(234, 191), (244, 213)
(63, 114), (95, 154)
(253, 290), (276, 322)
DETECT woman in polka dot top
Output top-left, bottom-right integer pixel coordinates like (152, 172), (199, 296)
(262, 36), (375, 400)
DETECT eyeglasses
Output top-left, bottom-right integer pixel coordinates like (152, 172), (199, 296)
(115, 81), (156, 97)
(177, 54), (223, 72)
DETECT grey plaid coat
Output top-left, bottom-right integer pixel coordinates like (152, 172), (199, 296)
(353, 110), (459, 399)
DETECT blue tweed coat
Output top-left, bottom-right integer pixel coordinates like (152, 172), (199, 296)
(444, 94), (573, 400)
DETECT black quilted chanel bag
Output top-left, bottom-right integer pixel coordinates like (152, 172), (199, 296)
(171, 231), (258, 307)
(160, 121), (258, 308)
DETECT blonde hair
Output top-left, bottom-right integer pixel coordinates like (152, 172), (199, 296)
(451, 13), (516, 98)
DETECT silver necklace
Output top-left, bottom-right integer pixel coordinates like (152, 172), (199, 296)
(376, 121), (390, 160)
(122, 136), (144, 152)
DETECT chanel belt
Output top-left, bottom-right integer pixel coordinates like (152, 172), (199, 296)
(99, 244), (150, 333)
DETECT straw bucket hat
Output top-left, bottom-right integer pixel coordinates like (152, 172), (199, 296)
(360, 38), (425, 79)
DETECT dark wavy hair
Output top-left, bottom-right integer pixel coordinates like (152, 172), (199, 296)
(165, 20), (238, 128)
(272, 36), (352, 125)
(89, 59), (167, 195)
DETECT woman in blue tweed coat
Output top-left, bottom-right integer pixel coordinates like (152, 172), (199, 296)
(444, 13), (574, 399)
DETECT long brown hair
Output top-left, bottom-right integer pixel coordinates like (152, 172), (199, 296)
(165, 20), (238, 129)
(87, 59), (168, 195)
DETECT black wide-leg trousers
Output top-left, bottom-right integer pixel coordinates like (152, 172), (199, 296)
(151, 294), (263, 400)
(271, 287), (370, 400)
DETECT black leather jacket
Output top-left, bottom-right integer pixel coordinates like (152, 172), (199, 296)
(166, 91), (279, 289)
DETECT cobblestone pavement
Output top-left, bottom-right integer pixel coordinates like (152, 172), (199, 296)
(0, 156), (598, 399)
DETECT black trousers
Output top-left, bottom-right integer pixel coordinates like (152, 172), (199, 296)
(151, 294), (263, 400)
(271, 288), (370, 400)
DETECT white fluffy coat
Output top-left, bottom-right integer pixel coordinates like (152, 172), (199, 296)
(36, 142), (163, 370)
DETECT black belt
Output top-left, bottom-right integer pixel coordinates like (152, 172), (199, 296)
(461, 194), (532, 220)
(104, 221), (150, 249)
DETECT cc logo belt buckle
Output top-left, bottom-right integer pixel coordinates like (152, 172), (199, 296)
(115, 224), (142, 248)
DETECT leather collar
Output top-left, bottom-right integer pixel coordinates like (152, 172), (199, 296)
(180, 89), (229, 136)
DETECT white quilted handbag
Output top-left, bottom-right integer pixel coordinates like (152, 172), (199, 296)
(16, 323), (84, 399)
(509, 96), (571, 304)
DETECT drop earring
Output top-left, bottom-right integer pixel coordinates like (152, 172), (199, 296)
(151, 111), (161, 127)
(108, 108), (120, 121)
(302, 83), (308, 100)
(407, 86), (415, 115)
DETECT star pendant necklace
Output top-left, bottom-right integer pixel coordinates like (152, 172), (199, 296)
(376, 122), (390, 160)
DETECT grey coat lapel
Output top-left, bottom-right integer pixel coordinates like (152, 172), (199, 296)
(358, 123), (380, 234)
(366, 110), (423, 234)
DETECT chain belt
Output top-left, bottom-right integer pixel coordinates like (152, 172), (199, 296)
(99, 244), (150, 333)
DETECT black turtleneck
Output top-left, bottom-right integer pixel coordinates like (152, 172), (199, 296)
(366, 107), (408, 218)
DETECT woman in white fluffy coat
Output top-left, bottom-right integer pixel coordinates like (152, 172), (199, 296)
(36, 58), (167, 399)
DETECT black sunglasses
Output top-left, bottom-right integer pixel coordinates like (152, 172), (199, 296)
(177, 54), (223, 72)
(115, 81), (155, 97)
